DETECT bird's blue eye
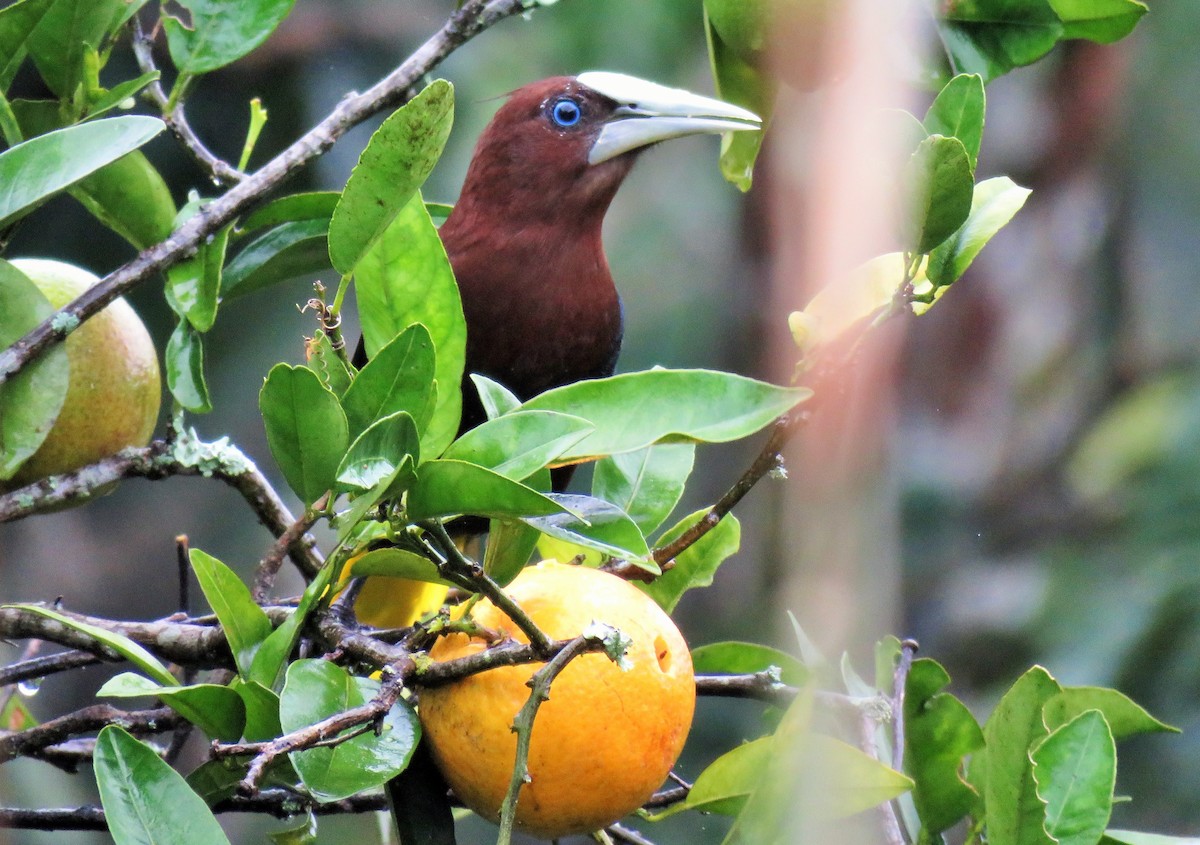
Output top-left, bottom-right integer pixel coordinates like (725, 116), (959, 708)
(550, 98), (582, 128)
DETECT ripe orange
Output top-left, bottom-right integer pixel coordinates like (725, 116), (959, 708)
(418, 560), (695, 839)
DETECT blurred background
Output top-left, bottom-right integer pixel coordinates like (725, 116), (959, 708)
(1, 0), (1197, 841)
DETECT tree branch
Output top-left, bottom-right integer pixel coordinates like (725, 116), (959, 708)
(0, 705), (177, 764)
(0, 0), (537, 388)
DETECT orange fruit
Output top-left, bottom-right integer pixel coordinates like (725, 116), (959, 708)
(418, 560), (695, 839)
(9, 258), (160, 485)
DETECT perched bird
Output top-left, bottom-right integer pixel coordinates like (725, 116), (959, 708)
(352, 72), (760, 627)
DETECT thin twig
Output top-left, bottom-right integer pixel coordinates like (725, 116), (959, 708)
(131, 18), (247, 186)
(252, 498), (325, 601)
(607, 822), (658, 845)
(694, 672), (798, 706)
(497, 633), (598, 845)
(0, 0), (538, 388)
(0, 705), (178, 763)
(0, 650), (100, 688)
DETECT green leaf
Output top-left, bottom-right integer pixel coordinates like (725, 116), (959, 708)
(522, 369), (808, 460)
(84, 72), (162, 121)
(483, 518), (541, 586)
(340, 323), (436, 440)
(329, 80), (454, 274)
(335, 411), (420, 493)
(640, 509), (740, 612)
(280, 659), (420, 802)
(524, 494), (653, 565)
(808, 733), (913, 819)
(442, 410), (594, 481)
(1043, 687), (1178, 740)
(981, 665), (1062, 845)
(166, 218), (228, 333)
(164, 0), (297, 74)
(260, 364), (349, 506)
(0, 116), (164, 228)
(924, 176), (1031, 290)
(304, 330), (353, 397)
(348, 547), (446, 585)
(249, 563), (334, 690)
(936, 0), (1064, 83)
(904, 658), (984, 834)
(471, 373), (521, 419)
(354, 193), (465, 457)
(97, 673), (246, 742)
(0, 0), (55, 92)
(221, 219), (330, 299)
(904, 134), (974, 255)
(26, 0), (149, 97)
(674, 736), (772, 817)
(1032, 710), (1115, 845)
(4, 603), (175, 686)
(406, 460), (567, 522)
(1048, 0), (1147, 43)
(239, 191), (340, 232)
(189, 548), (273, 678)
(704, 5), (772, 191)
(95, 725), (231, 845)
(70, 151), (176, 250)
(233, 677), (282, 741)
(165, 320), (212, 414)
(593, 443), (695, 535)
(690, 641), (808, 686)
(923, 74), (985, 171)
(0, 261), (67, 480)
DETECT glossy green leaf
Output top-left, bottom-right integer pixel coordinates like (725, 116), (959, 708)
(166, 216), (227, 333)
(1032, 710), (1115, 845)
(425, 201), (453, 226)
(904, 658), (984, 834)
(355, 193), (464, 456)
(348, 547), (447, 585)
(95, 726), (231, 845)
(936, 1), (1064, 83)
(593, 443), (695, 535)
(924, 176), (1031, 290)
(280, 659), (420, 802)
(483, 518), (541, 586)
(981, 665), (1062, 845)
(0, 116), (164, 227)
(442, 410), (594, 481)
(164, 0), (297, 74)
(239, 191), (339, 232)
(640, 509), (740, 612)
(166, 320), (212, 413)
(4, 603), (175, 686)
(0, 0), (55, 92)
(523, 369), (808, 460)
(189, 548), (273, 678)
(304, 330), (353, 397)
(26, 0), (148, 96)
(407, 460), (566, 522)
(704, 5), (772, 192)
(1044, 687), (1177, 740)
(329, 80), (454, 274)
(673, 736), (771, 817)
(340, 323), (436, 440)
(0, 261), (67, 480)
(70, 151), (176, 250)
(690, 641), (807, 686)
(97, 672), (245, 742)
(233, 677), (282, 742)
(260, 363), (349, 505)
(249, 563), (334, 690)
(222, 219), (330, 299)
(84, 72), (161, 121)
(471, 373), (521, 419)
(904, 134), (974, 255)
(923, 74), (985, 170)
(1049, 0), (1147, 43)
(335, 411), (420, 492)
(523, 494), (653, 565)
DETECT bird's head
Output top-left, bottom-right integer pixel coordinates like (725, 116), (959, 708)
(451, 72), (761, 228)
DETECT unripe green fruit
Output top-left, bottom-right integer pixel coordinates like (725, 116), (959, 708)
(8, 259), (161, 485)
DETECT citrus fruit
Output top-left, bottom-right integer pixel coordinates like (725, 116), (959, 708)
(418, 560), (695, 839)
(9, 258), (160, 484)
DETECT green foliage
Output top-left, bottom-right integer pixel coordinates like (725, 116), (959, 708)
(640, 508), (741, 611)
(163, 0), (297, 75)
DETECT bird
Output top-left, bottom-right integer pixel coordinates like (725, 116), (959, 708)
(351, 72), (760, 627)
